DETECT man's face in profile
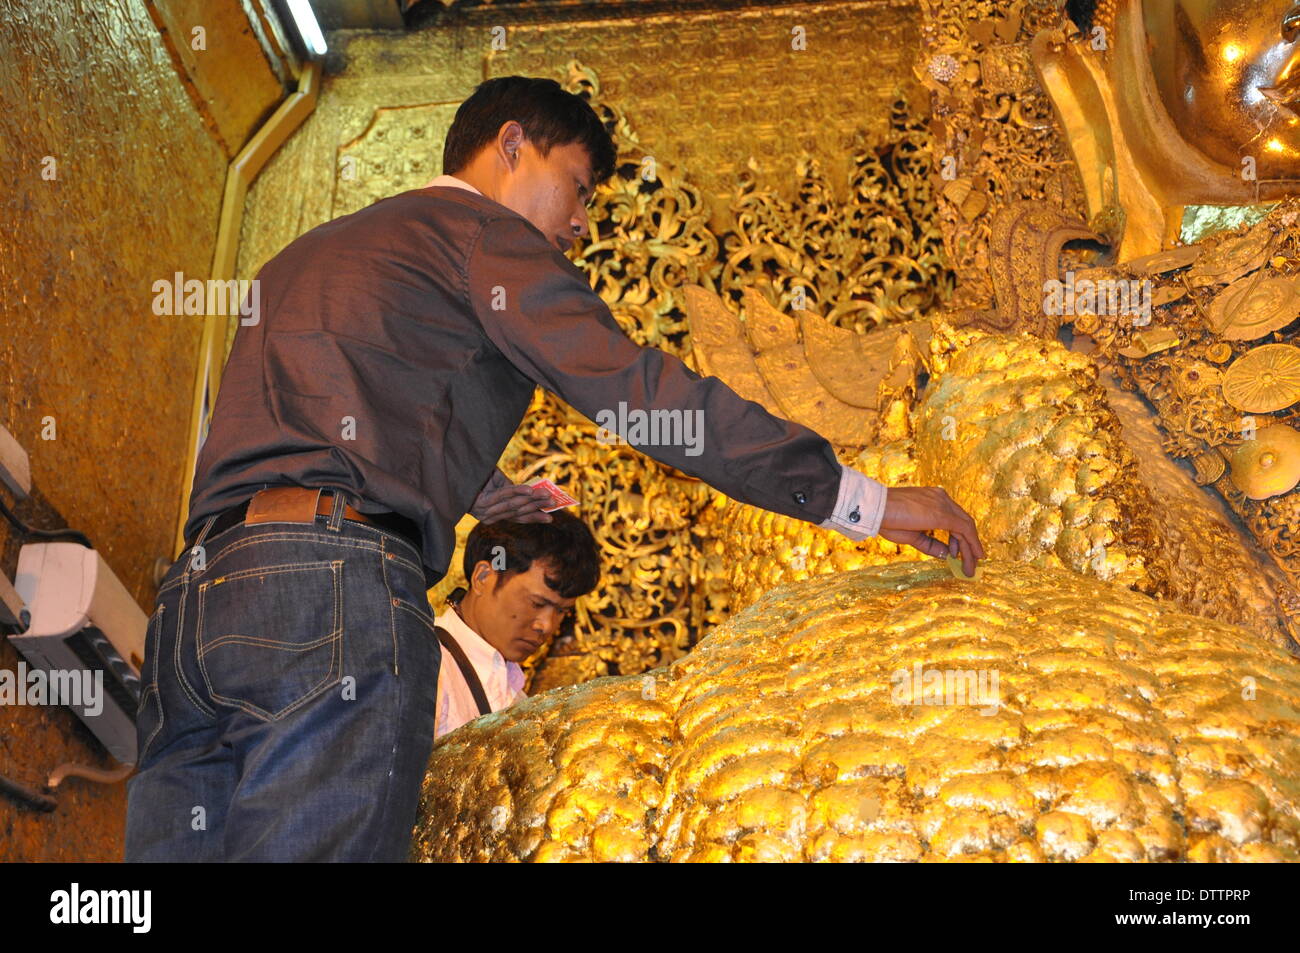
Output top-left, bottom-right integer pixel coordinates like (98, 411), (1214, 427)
(473, 559), (577, 663)
(499, 137), (597, 254)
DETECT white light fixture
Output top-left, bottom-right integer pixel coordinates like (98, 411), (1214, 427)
(286, 0), (327, 56)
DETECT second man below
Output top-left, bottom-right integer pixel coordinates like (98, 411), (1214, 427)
(434, 510), (600, 738)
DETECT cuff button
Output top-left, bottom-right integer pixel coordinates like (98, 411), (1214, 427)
(793, 491), (807, 505)
(849, 507), (860, 523)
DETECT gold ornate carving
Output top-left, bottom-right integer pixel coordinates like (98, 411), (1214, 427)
(917, 0), (1082, 308)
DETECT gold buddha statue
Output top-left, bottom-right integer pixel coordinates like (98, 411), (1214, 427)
(1032, 0), (1300, 257)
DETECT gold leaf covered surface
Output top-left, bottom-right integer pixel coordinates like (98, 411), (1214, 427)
(412, 561), (1300, 862)
(710, 321), (1286, 643)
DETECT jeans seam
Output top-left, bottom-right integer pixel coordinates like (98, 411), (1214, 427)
(367, 588), (406, 863)
(173, 581), (216, 718)
(202, 530), (383, 572)
(383, 548), (400, 676)
(384, 549), (425, 579)
(202, 560), (343, 582)
(393, 599), (437, 634)
(138, 605), (166, 762)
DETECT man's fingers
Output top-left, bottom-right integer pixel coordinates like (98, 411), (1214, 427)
(944, 498), (985, 563)
(475, 484), (555, 524)
(884, 528), (946, 559)
(951, 534), (978, 577)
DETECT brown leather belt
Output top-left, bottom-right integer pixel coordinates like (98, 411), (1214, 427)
(187, 486), (421, 553)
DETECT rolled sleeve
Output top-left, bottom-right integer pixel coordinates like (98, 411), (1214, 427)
(464, 214), (845, 523)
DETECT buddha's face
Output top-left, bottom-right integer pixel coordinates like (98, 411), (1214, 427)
(1144, 0), (1300, 180)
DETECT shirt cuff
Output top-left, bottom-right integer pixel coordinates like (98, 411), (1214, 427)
(817, 465), (888, 541)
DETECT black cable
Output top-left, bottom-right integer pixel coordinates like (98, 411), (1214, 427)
(0, 494), (94, 549)
(0, 771), (57, 812)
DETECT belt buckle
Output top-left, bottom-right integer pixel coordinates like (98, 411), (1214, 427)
(244, 486), (323, 525)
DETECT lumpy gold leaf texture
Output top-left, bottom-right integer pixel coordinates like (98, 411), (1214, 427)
(413, 560), (1300, 862)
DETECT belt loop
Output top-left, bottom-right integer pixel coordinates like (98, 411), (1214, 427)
(184, 513), (219, 579)
(327, 488), (346, 532)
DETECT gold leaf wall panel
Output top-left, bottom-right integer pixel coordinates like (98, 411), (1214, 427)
(0, 0), (229, 860)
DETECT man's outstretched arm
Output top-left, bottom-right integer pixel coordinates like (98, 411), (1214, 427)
(465, 214), (984, 570)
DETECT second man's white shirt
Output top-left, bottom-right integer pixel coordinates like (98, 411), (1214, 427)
(433, 604), (528, 740)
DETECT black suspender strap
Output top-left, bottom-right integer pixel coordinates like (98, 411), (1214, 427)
(434, 625), (492, 717)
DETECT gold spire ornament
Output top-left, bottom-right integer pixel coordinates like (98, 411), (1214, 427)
(1221, 344), (1300, 412)
(1229, 424), (1300, 500)
(1207, 275), (1300, 341)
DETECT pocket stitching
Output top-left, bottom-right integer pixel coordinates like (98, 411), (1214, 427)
(196, 559), (344, 722)
(393, 598), (437, 634)
(178, 580), (216, 718)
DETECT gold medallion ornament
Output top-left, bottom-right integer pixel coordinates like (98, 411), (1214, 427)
(1187, 225), (1276, 288)
(1222, 344), (1300, 412)
(1229, 425), (1300, 500)
(1208, 275), (1300, 341)
(1174, 362), (1221, 398)
(1204, 341), (1234, 363)
(1123, 246), (1202, 276)
(1073, 312), (1101, 336)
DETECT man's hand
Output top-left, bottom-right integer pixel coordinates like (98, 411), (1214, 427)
(469, 468), (554, 524)
(877, 486), (985, 577)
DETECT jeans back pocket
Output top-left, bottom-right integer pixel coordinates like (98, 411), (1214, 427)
(196, 560), (343, 721)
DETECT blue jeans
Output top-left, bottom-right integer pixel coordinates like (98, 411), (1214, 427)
(124, 491), (441, 861)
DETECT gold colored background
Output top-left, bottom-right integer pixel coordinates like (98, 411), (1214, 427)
(0, 0), (233, 860)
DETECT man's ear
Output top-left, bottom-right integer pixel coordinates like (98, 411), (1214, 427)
(497, 120), (525, 168)
(469, 560), (495, 594)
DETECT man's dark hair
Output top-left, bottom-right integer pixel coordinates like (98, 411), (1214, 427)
(463, 510), (600, 599)
(442, 76), (617, 185)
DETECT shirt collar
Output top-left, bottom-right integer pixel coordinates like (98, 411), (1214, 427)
(435, 603), (509, 675)
(423, 173), (483, 196)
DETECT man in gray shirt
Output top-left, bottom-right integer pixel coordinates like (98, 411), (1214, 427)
(124, 76), (983, 862)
